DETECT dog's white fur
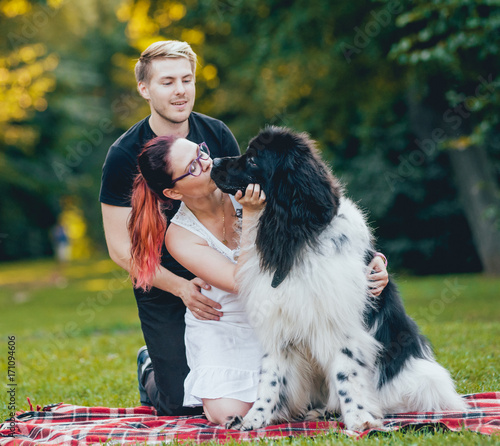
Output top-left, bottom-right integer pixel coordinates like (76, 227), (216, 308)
(232, 196), (466, 431)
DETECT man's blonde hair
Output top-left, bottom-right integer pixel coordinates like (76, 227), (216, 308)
(135, 40), (197, 84)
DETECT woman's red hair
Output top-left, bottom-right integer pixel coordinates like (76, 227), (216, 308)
(127, 135), (177, 290)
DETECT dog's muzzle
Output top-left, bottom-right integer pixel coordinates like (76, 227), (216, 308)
(211, 157), (251, 196)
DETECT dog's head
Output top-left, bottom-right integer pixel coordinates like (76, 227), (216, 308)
(211, 126), (341, 287)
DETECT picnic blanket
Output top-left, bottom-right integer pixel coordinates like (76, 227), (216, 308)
(1, 393), (499, 444)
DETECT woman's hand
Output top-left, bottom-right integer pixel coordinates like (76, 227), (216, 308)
(235, 184), (266, 214)
(367, 255), (389, 297)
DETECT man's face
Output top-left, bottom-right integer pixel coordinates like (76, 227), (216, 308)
(139, 57), (196, 125)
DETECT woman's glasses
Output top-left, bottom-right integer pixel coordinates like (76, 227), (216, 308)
(171, 142), (210, 185)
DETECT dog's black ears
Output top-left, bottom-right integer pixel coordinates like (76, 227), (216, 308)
(254, 127), (341, 289)
(271, 270), (286, 288)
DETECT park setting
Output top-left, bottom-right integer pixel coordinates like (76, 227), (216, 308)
(1, 0), (499, 444)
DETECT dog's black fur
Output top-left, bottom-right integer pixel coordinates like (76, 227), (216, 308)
(210, 126), (465, 430)
(213, 128), (340, 288)
(212, 126), (429, 388)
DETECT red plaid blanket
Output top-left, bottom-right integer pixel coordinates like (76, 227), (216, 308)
(1, 393), (499, 444)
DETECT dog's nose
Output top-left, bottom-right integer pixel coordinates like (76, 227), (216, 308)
(210, 159), (227, 182)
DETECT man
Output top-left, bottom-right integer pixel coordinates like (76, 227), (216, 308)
(100, 41), (240, 415)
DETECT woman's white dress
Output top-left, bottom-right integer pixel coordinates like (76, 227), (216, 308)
(170, 197), (262, 407)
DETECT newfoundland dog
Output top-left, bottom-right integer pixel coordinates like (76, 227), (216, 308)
(210, 126), (466, 431)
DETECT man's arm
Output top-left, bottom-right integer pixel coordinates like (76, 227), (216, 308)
(101, 203), (222, 320)
(101, 204), (133, 271)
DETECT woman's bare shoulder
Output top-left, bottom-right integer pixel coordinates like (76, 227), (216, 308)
(165, 222), (208, 251)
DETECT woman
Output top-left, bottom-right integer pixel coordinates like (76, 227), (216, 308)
(128, 135), (389, 425)
(128, 135), (266, 424)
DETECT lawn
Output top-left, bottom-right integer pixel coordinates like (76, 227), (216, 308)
(0, 257), (498, 444)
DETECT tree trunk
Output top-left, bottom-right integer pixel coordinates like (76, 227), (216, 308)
(406, 74), (500, 275)
(448, 145), (500, 275)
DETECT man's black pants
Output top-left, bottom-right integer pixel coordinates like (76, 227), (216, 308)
(135, 286), (203, 416)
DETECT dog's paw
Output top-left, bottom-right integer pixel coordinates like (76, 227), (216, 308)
(240, 418), (266, 431)
(226, 413), (268, 431)
(304, 407), (338, 421)
(225, 415), (244, 430)
(323, 410), (340, 421)
(304, 408), (324, 421)
(343, 410), (383, 432)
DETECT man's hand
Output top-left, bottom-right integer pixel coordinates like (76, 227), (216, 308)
(367, 255), (388, 297)
(177, 277), (223, 321)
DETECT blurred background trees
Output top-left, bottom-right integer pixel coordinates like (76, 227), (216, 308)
(0, 0), (498, 275)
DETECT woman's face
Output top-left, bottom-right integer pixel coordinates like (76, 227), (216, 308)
(167, 138), (216, 198)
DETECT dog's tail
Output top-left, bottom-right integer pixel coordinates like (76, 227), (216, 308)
(379, 357), (468, 413)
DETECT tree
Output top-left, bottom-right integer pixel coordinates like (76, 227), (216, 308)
(1, 0), (495, 275)
(388, 0), (500, 274)
(181, 0), (484, 274)
(0, 0), (62, 259)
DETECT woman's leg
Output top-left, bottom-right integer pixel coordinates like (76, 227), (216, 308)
(203, 398), (253, 425)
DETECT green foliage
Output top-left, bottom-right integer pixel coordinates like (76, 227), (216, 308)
(0, 0), (498, 274)
(388, 0), (500, 145)
(390, 0), (499, 66)
(384, 0), (500, 273)
(188, 0), (494, 273)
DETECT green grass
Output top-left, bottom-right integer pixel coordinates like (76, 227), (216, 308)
(0, 257), (143, 414)
(0, 257), (499, 444)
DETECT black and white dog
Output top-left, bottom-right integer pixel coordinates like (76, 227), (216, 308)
(210, 126), (467, 432)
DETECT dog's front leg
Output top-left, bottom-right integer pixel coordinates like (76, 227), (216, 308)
(328, 347), (383, 432)
(226, 353), (283, 430)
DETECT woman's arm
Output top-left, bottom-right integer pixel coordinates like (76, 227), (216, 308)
(234, 184), (266, 276)
(166, 224), (238, 294)
(167, 186), (266, 295)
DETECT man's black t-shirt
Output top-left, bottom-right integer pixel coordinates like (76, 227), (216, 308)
(99, 112), (240, 295)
